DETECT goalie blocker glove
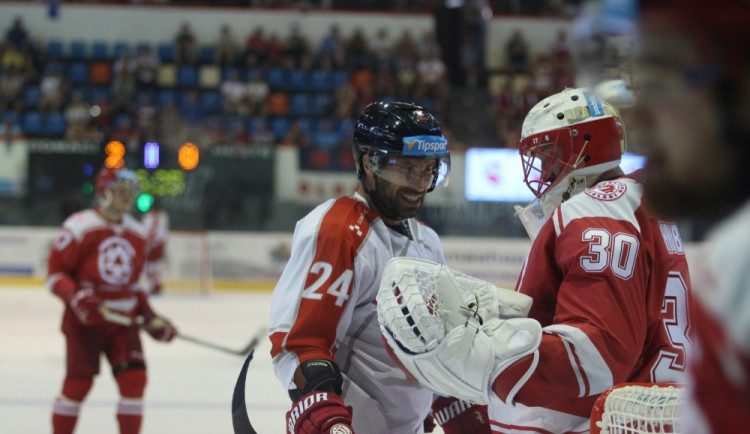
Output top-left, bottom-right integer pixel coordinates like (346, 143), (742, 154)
(286, 391), (354, 434)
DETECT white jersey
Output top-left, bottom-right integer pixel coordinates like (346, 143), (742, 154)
(269, 192), (446, 434)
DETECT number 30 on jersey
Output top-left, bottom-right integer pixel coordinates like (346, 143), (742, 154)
(301, 261), (353, 307)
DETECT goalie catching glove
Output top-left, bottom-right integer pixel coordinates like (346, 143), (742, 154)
(286, 391), (354, 434)
(376, 257), (542, 405)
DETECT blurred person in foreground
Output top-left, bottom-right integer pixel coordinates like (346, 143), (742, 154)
(637, 0), (750, 432)
(268, 102), (487, 434)
(48, 166), (176, 434)
(377, 87), (693, 433)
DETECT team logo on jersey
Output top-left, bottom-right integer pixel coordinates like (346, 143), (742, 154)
(98, 236), (137, 285)
(585, 180), (627, 201)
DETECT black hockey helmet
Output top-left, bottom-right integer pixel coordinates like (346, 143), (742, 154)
(353, 101), (450, 192)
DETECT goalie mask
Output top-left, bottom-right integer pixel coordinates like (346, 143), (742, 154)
(515, 88), (626, 239)
(376, 257), (541, 405)
(353, 102), (451, 194)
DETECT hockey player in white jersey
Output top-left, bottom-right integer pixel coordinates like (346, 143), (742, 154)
(268, 101), (485, 434)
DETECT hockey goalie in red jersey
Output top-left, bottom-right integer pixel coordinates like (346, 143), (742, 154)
(378, 88), (694, 433)
(48, 166), (176, 434)
(495, 88), (694, 432)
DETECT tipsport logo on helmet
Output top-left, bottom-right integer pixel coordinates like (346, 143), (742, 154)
(402, 135), (449, 156)
(584, 92), (606, 117)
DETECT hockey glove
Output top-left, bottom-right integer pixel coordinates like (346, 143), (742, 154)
(286, 391), (354, 434)
(144, 316), (177, 342)
(431, 396), (491, 434)
(68, 288), (105, 326)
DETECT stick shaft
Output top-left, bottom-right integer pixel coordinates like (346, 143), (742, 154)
(99, 307), (264, 356)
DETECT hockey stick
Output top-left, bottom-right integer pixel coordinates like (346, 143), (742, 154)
(231, 349), (258, 434)
(100, 307), (266, 357)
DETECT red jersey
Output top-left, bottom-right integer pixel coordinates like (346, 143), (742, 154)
(489, 173), (692, 433)
(47, 208), (149, 332)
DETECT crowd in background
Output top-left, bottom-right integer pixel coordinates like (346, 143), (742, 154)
(0, 4), (603, 154)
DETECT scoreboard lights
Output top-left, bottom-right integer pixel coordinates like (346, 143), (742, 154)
(178, 142), (199, 170)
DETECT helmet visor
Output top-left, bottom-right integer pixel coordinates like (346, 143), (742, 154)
(369, 152), (451, 189)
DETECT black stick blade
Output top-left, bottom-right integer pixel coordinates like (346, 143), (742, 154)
(231, 349), (258, 434)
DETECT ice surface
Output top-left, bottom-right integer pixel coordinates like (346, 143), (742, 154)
(0, 286), (288, 433)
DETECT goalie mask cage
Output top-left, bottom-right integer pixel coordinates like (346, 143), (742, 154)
(590, 383), (684, 434)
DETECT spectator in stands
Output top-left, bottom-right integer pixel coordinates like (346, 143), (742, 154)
(134, 93), (158, 141)
(215, 23), (239, 67)
(64, 90), (91, 142)
(4, 17), (29, 51)
(345, 26), (369, 69)
(1, 43), (27, 73)
(279, 119), (311, 147)
(174, 22), (198, 65)
(333, 80), (358, 120)
(370, 27), (393, 68)
(550, 29), (571, 64)
(39, 63), (68, 113)
(245, 70), (270, 116)
(284, 23), (310, 67)
(180, 90), (204, 127)
(0, 115), (23, 148)
(111, 49), (138, 113)
(244, 26), (268, 67)
(220, 69), (248, 116)
(252, 121), (275, 146)
(0, 68), (26, 112)
(416, 50), (447, 104)
(264, 33), (286, 67)
(157, 100), (184, 147)
(310, 118), (343, 150)
(320, 24), (345, 68)
(225, 118), (251, 148)
(393, 29), (418, 62)
(529, 53), (555, 96)
(134, 43), (160, 90)
(506, 29), (530, 72)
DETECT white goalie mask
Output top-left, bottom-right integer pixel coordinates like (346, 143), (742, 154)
(516, 88), (626, 240)
(376, 257), (542, 405)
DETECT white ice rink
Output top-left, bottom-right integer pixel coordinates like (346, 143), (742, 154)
(0, 285), (289, 434)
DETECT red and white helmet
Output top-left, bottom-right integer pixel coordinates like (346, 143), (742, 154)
(518, 87), (626, 201)
(95, 166), (138, 200)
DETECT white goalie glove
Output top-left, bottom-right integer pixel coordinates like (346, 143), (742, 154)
(376, 257), (542, 405)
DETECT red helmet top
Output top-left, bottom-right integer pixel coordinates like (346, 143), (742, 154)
(95, 166), (138, 197)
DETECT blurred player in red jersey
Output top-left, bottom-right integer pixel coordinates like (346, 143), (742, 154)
(637, 1), (750, 432)
(378, 88), (694, 433)
(267, 102), (489, 434)
(48, 166), (177, 434)
(141, 198), (169, 295)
